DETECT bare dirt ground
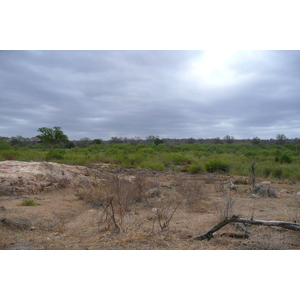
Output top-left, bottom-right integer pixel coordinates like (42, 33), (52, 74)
(1, 163), (300, 250)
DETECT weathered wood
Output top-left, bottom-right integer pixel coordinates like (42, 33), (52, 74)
(251, 161), (256, 188)
(221, 233), (250, 239)
(195, 215), (300, 241)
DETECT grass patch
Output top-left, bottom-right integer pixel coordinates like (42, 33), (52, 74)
(18, 198), (40, 206)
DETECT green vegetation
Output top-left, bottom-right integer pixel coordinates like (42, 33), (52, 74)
(1, 140), (300, 180)
(36, 126), (69, 150)
(18, 198), (40, 206)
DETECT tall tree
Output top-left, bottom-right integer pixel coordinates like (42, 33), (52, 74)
(36, 126), (69, 150)
(276, 134), (287, 145)
(223, 135), (235, 144)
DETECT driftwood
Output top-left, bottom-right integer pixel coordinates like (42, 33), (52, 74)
(195, 215), (300, 241)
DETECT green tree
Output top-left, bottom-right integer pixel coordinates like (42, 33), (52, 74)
(154, 138), (163, 146)
(36, 126), (69, 150)
(92, 139), (102, 145)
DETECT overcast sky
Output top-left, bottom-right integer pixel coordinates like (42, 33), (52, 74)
(1, 50), (300, 141)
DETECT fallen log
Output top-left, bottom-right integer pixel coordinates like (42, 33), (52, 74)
(220, 232), (250, 239)
(195, 215), (300, 241)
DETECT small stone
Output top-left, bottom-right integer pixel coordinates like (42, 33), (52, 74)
(268, 187), (277, 198)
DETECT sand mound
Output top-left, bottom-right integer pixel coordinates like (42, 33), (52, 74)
(0, 161), (103, 195)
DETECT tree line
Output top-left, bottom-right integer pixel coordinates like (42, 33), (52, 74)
(0, 127), (299, 149)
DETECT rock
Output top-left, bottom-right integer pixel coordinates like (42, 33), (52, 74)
(267, 187), (277, 198)
(260, 181), (271, 185)
(0, 161), (103, 195)
(152, 207), (158, 214)
(253, 185), (266, 197)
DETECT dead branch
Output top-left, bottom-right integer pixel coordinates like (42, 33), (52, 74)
(158, 201), (182, 231)
(195, 215), (300, 241)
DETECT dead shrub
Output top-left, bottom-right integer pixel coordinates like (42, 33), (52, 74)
(175, 178), (208, 213)
(132, 172), (147, 202)
(96, 174), (147, 232)
(73, 184), (106, 208)
(140, 193), (181, 234)
(214, 191), (236, 219)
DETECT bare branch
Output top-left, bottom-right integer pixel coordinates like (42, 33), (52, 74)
(195, 215), (300, 241)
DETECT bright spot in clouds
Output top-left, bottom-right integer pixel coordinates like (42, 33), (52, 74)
(191, 50), (238, 86)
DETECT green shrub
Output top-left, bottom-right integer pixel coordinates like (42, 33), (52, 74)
(46, 149), (66, 161)
(277, 153), (292, 164)
(18, 198), (40, 206)
(0, 140), (12, 150)
(263, 166), (272, 177)
(244, 151), (256, 157)
(205, 160), (230, 173)
(188, 164), (202, 174)
(272, 167), (283, 178)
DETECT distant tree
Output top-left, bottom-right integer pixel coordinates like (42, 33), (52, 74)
(0, 136), (10, 143)
(186, 137), (196, 144)
(36, 126), (69, 150)
(146, 135), (160, 144)
(65, 141), (75, 149)
(293, 138), (300, 144)
(127, 137), (141, 145)
(251, 136), (261, 146)
(154, 138), (163, 146)
(223, 135), (235, 144)
(10, 137), (21, 146)
(212, 137), (223, 144)
(276, 134), (288, 145)
(30, 137), (40, 145)
(77, 137), (92, 148)
(91, 139), (102, 145)
(109, 137), (124, 144)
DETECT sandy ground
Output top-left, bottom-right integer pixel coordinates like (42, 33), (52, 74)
(1, 168), (300, 250)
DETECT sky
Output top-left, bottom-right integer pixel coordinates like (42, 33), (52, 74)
(1, 50), (300, 141)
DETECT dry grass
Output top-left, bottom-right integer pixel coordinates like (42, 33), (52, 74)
(1, 170), (300, 250)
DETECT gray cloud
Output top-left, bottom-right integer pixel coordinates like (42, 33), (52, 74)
(1, 50), (300, 140)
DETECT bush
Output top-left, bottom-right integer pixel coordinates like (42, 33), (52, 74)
(18, 198), (40, 206)
(46, 149), (66, 161)
(263, 167), (272, 177)
(188, 164), (202, 174)
(277, 153), (292, 164)
(205, 160), (230, 173)
(0, 140), (12, 150)
(273, 167), (283, 178)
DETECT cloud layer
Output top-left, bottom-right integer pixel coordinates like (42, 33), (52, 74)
(1, 50), (299, 140)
